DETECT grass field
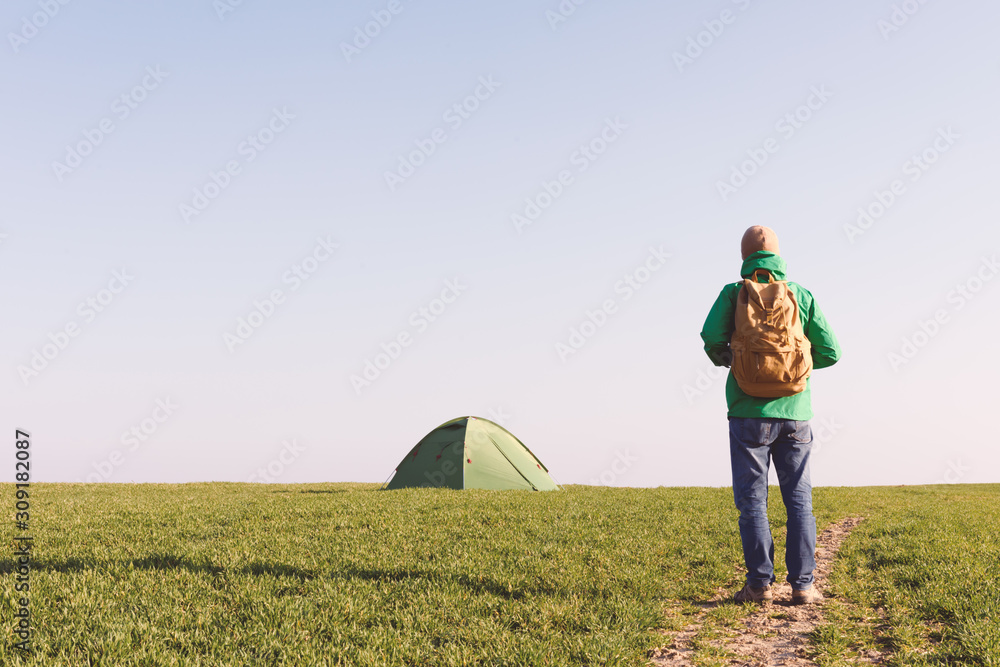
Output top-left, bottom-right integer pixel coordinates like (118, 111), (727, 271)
(3, 483), (998, 666)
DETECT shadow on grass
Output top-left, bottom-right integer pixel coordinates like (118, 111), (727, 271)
(0, 554), (317, 582)
(331, 566), (552, 600)
(296, 489), (351, 494)
(692, 598), (731, 610)
(265, 488), (352, 495)
(7, 557), (573, 601)
(2, 557), (447, 590)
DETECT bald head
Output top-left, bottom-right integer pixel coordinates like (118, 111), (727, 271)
(741, 226), (780, 260)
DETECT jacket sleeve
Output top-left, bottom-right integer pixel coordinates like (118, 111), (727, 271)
(701, 285), (736, 366)
(801, 292), (841, 369)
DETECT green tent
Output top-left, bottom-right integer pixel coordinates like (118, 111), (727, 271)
(382, 416), (559, 491)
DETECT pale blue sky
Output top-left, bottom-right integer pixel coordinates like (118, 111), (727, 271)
(2, 0), (998, 486)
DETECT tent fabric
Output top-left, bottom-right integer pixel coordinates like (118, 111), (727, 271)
(383, 417), (559, 491)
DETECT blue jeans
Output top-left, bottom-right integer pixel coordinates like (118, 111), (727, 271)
(729, 417), (816, 590)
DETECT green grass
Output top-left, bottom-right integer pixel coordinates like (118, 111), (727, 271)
(2, 483), (998, 665)
(814, 486), (1000, 667)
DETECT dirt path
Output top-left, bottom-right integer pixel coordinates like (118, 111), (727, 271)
(649, 516), (876, 666)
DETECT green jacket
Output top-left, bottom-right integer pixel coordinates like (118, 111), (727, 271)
(700, 251), (841, 420)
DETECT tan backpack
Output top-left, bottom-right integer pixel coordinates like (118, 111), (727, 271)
(731, 269), (813, 398)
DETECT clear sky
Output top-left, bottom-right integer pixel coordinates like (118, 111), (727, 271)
(2, 0), (998, 487)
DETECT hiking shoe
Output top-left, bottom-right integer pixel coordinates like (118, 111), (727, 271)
(791, 586), (824, 605)
(734, 584), (773, 604)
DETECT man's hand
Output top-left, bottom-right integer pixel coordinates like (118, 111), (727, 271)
(708, 345), (732, 367)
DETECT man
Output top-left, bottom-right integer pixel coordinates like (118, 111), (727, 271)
(700, 226), (841, 605)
